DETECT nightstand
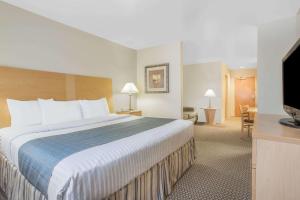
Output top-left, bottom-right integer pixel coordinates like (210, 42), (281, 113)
(200, 108), (216, 125)
(116, 110), (142, 116)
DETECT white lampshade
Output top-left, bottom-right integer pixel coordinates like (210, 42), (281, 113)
(121, 82), (139, 94)
(204, 89), (216, 97)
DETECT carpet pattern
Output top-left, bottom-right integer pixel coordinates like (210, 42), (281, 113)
(168, 119), (252, 200)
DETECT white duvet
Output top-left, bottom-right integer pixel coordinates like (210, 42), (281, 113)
(0, 114), (193, 200)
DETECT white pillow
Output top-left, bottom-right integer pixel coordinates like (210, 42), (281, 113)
(79, 98), (110, 119)
(7, 99), (42, 127)
(38, 99), (82, 125)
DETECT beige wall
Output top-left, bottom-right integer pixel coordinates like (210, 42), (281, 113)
(258, 14), (300, 115)
(183, 63), (257, 121)
(184, 62), (257, 121)
(137, 42), (183, 119)
(0, 2), (137, 112)
(183, 62), (224, 123)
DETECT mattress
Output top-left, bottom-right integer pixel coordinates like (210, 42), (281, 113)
(0, 114), (193, 200)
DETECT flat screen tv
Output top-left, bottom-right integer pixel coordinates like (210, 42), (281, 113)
(281, 38), (300, 128)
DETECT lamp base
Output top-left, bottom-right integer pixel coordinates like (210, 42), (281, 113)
(128, 94), (133, 111)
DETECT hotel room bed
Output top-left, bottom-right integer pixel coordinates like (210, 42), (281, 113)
(0, 114), (195, 200)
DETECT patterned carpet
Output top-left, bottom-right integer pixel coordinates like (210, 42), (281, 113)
(0, 118), (251, 200)
(168, 118), (252, 200)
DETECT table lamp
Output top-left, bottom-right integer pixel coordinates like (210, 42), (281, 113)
(204, 89), (216, 108)
(121, 82), (139, 111)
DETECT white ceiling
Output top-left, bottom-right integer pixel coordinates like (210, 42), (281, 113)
(2, 0), (300, 68)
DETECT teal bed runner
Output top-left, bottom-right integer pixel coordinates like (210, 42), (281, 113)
(18, 117), (175, 196)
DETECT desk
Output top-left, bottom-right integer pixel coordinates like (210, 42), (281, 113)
(252, 114), (300, 200)
(248, 107), (257, 119)
(248, 107), (257, 113)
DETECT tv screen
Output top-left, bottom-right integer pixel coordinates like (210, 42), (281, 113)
(283, 39), (300, 110)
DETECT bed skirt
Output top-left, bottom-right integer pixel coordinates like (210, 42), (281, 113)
(0, 138), (195, 200)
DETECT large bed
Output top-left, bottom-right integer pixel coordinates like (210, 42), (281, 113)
(0, 66), (195, 200)
(0, 114), (194, 200)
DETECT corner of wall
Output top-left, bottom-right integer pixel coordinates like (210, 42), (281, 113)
(179, 41), (184, 119)
(183, 61), (224, 124)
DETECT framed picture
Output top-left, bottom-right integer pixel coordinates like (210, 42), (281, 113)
(145, 63), (169, 93)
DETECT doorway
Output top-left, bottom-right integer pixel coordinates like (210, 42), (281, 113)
(235, 77), (256, 117)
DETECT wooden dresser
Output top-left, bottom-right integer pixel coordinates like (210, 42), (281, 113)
(252, 114), (300, 200)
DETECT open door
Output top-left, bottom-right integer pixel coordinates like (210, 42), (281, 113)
(235, 77), (256, 117)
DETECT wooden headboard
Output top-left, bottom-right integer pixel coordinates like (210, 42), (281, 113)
(0, 66), (113, 127)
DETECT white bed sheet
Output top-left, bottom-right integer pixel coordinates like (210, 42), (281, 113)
(0, 115), (194, 200)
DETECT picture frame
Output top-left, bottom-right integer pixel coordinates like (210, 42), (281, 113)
(145, 63), (169, 93)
